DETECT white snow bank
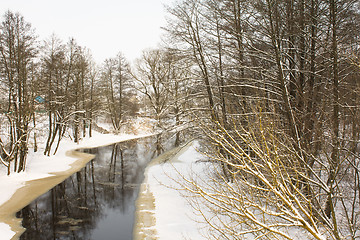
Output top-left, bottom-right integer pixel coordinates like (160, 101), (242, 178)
(0, 223), (15, 240)
(0, 131), (154, 240)
(141, 141), (209, 239)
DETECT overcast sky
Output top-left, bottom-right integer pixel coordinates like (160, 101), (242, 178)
(0, 0), (172, 63)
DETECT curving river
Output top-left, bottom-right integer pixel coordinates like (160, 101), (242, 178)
(16, 136), (163, 240)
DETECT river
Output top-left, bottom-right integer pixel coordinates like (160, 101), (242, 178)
(16, 136), (162, 240)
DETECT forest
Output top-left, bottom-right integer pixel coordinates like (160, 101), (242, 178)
(0, 0), (360, 239)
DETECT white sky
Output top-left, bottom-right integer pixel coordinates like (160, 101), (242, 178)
(0, 0), (173, 63)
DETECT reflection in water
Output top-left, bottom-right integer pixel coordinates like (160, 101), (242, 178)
(17, 136), (161, 240)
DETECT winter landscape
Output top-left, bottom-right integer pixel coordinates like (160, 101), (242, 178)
(0, 0), (360, 239)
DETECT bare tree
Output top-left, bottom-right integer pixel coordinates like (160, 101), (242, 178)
(101, 52), (135, 131)
(0, 11), (37, 173)
(166, 0), (219, 122)
(41, 34), (67, 156)
(134, 49), (173, 129)
(164, 0), (360, 238)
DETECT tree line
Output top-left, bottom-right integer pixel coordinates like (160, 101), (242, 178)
(0, 11), (142, 174)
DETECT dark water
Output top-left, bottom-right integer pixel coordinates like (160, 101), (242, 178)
(17, 136), (161, 240)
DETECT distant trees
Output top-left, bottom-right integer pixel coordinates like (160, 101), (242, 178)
(134, 49), (173, 128)
(134, 49), (192, 145)
(101, 53), (137, 131)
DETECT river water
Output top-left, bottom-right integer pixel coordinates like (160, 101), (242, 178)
(16, 136), (161, 240)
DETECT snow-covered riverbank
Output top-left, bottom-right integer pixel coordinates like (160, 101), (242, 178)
(135, 140), (208, 239)
(0, 131), (154, 240)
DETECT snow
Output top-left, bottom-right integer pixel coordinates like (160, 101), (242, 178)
(0, 130), (154, 240)
(0, 223), (15, 240)
(138, 140), (209, 239)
